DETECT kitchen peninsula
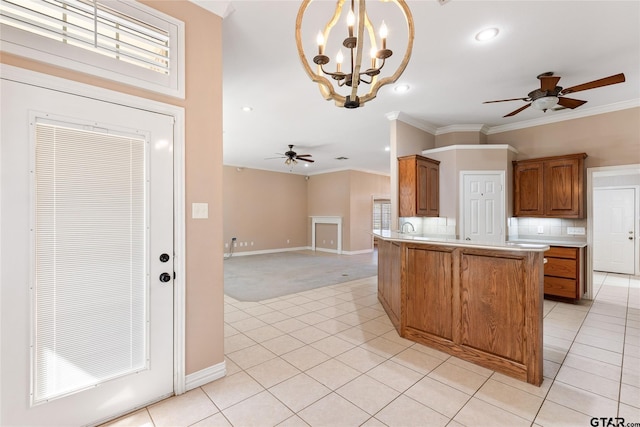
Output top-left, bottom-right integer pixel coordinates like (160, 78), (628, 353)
(374, 231), (548, 386)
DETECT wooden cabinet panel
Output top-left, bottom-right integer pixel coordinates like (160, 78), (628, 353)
(377, 239), (402, 331)
(543, 246), (583, 300)
(399, 155), (439, 217)
(513, 162), (544, 216)
(513, 153), (586, 218)
(405, 246), (453, 341)
(544, 276), (579, 299)
(460, 251), (526, 364)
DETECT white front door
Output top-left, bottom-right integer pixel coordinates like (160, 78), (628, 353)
(593, 187), (636, 274)
(462, 172), (505, 242)
(1, 80), (175, 425)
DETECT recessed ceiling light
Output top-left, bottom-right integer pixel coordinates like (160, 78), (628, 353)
(394, 84), (410, 93)
(475, 27), (499, 42)
(304, 163), (309, 167)
(241, 106), (253, 112)
(385, 146), (390, 152)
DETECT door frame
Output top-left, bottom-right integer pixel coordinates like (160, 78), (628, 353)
(459, 170), (506, 242)
(586, 164), (640, 299)
(0, 65), (187, 396)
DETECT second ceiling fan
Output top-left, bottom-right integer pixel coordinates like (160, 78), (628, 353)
(268, 145), (314, 166)
(484, 72), (626, 117)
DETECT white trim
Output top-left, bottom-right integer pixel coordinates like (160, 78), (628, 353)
(314, 247), (341, 254)
(423, 144), (518, 155)
(225, 247), (310, 257)
(386, 111), (438, 135)
(184, 361), (226, 391)
(342, 249), (374, 255)
(587, 164), (640, 299)
(311, 216), (343, 255)
(0, 1), (186, 99)
(486, 99), (640, 135)
(189, 0), (235, 18)
(435, 124), (490, 135)
(1, 64), (187, 396)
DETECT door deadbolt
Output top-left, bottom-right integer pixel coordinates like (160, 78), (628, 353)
(159, 253), (170, 262)
(159, 272), (172, 283)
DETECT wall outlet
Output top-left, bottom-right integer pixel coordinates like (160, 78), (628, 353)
(537, 225), (544, 234)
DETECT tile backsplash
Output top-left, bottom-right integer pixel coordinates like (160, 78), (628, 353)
(508, 217), (588, 242)
(399, 217), (456, 238)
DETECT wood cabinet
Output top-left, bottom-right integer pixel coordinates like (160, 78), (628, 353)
(399, 155), (440, 217)
(377, 237), (544, 386)
(377, 238), (402, 331)
(544, 246), (585, 300)
(513, 153), (587, 218)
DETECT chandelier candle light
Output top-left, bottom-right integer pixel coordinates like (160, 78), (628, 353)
(295, 0), (414, 108)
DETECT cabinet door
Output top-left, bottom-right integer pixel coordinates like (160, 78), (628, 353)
(514, 161), (544, 216)
(544, 157), (583, 218)
(416, 159), (439, 217)
(398, 158), (417, 217)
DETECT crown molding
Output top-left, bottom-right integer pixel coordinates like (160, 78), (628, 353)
(486, 99), (640, 135)
(422, 144), (518, 155)
(436, 124), (490, 135)
(188, 1), (235, 18)
(389, 99), (639, 138)
(386, 111), (438, 135)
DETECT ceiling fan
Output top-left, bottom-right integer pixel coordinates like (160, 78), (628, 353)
(267, 145), (314, 165)
(484, 72), (626, 118)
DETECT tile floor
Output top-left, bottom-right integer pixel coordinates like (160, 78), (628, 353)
(107, 271), (639, 427)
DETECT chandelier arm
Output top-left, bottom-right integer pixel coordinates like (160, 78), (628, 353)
(349, 0), (366, 103)
(358, 0), (414, 105)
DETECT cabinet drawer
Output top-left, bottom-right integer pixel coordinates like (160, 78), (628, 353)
(544, 276), (579, 299)
(545, 257), (577, 278)
(545, 246), (577, 259)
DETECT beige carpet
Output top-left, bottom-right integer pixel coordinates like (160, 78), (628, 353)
(223, 250), (378, 301)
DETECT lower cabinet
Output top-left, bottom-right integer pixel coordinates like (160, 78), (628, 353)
(544, 246), (585, 300)
(377, 239), (401, 330)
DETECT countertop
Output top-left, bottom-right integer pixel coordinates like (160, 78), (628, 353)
(507, 239), (587, 248)
(373, 230), (549, 252)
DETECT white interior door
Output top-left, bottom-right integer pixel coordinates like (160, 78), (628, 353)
(462, 172), (505, 242)
(593, 187), (636, 274)
(1, 80), (175, 426)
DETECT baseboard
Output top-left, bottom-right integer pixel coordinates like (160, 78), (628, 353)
(185, 361), (226, 391)
(224, 246), (310, 257)
(225, 247), (375, 257)
(342, 249), (374, 255)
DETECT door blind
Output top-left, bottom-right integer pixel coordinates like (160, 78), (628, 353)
(33, 122), (148, 403)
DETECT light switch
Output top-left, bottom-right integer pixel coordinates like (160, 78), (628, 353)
(192, 202), (208, 219)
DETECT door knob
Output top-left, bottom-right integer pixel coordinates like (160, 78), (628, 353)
(159, 272), (172, 283)
(630, 237), (634, 240)
(159, 253), (170, 262)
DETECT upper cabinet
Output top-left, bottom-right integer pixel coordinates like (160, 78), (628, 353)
(399, 155), (440, 217)
(513, 153), (587, 218)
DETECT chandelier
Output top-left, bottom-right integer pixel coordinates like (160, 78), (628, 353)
(295, 0), (414, 109)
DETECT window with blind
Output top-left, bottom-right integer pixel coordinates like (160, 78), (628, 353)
(373, 199), (391, 231)
(0, 0), (184, 97)
(33, 121), (148, 403)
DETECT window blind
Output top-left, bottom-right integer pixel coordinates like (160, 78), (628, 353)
(373, 199), (391, 231)
(1, 0), (170, 75)
(33, 122), (148, 403)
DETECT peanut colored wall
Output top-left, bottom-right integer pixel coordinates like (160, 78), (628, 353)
(488, 108), (640, 166)
(223, 167), (307, 252)
(1, 0), (225, 375)
(349, 171), (391, 251)
(436, 131), (487, 147)
(222, 168), (389, 254)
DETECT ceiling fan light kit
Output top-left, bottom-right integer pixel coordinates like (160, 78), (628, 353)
(295, 0), (414, 109)
(267, 145), (315, 168)
(484, 72), (626, 117)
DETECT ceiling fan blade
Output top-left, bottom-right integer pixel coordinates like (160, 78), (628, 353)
(560, 73), (625, 95)
(483, 98), (528, 104)
(297, 157), (314, 163)
(296, 154), (312, 158)
(265, 156), (286, 160)
(540, 75), (561, 92)
(557, 97), (587, 109)
(503, 103), (531, 117)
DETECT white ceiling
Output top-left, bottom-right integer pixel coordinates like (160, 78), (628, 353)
(196, 0), (640, 175)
